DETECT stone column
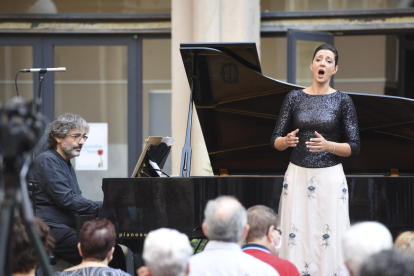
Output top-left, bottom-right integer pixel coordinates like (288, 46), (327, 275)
(171, 0), (260, 176)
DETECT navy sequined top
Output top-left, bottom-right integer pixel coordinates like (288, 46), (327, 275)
(270, 90), (360, 168)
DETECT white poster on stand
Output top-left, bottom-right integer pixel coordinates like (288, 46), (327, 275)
(75, 123), (108, 171)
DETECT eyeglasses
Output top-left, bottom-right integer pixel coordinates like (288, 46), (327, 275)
(266, 227), (282, 236)
(67, 133), (88, 142)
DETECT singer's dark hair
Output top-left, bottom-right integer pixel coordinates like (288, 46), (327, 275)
(47, 113), (89, 149)
(312, 44), (338, 65)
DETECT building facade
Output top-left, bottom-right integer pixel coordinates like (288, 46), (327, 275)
(1, 0), (413, 200)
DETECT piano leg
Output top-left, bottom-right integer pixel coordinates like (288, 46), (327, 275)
(133, 253), (144, 276)
(117, 239), (145, 276)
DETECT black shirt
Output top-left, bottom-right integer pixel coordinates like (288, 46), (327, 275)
(270, 90), (360, 168)
(32, 149), (102, 228)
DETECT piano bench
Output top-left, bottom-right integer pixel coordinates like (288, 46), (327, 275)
(76, 213), (98, 234)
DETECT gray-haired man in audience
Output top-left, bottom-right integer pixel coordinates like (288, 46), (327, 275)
(188, 196), (278, 276)
(138, 228), (193, 276)
(342, 221), (393, 276)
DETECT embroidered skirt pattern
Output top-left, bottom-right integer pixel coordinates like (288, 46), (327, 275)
(278, 162), (350, 276)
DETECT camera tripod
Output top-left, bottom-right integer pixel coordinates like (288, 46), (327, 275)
(0, 98), (53, 276)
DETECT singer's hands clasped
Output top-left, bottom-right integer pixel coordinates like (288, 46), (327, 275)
(285, 129), (299, 147)
(306, 131), (329, 152)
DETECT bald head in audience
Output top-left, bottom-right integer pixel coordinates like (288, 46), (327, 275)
(202, 196), (249, 244)
(188, 196), (278, 276)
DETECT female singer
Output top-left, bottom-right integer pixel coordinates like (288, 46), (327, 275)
(271, 44), (360, 275)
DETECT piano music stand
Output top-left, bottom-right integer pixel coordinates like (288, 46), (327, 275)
(132, 136), (171, 178)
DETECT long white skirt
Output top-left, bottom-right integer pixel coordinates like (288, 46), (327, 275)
(278, 163), (350, 276)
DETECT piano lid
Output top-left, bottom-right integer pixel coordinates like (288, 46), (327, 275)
(180, 43), (414, 174)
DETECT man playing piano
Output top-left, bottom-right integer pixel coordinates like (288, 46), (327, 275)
(31, 113), (124, 268)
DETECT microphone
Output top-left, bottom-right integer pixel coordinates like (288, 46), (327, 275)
(19, 67), (66, 73)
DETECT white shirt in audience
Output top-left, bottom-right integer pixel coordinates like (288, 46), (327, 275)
(189, 240), (279, 276)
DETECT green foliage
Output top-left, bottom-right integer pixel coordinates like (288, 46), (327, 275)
(203, 162), (213, 174)
(190, 239), (208, 254)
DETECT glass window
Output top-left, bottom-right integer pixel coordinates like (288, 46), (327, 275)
(54, 45), (128, 201)
(0, 0), (171, 14)
(0, 46), (33, 106)
(261, 0), (406, 12)
(142, 38), (172, 175)
(261, 35), (395, 95)
(335, 35), (392, 95)
(260, 37), (287, 81)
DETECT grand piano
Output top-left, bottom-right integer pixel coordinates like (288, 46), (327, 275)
(96, 43), (414, 271)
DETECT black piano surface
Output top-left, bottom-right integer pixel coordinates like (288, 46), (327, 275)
(98, 176), (414, 239)
(96, 43), (414, 265)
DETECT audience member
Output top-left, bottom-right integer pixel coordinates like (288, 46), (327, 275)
(393, 231), (414, 256)
(137, 228), (193, 276)
(359, 249), (414, 276)
(12, 217), (55, 276)
(54, 218), (130, 276)
(188, 196), (278, 276)
(342, 222), (393, 276)
(242, 205), (300, 276)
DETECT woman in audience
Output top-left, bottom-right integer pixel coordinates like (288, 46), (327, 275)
(55, 218), (130, 276)
(394, 231), (414, 256)
(12, 217), (55, 276)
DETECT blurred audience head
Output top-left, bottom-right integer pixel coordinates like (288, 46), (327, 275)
(203, 196), (248, 243)
(142, 228), (193, 276)
(360, 249), (414, 276)
(246, 205), (281, 256)
(12, 217), (55, 275)
(394, 231), (414, 256)
(78, 218), (116, 263)
(342, 222), (393, 276)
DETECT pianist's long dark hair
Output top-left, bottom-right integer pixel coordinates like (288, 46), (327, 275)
(312, 44), (338, 66)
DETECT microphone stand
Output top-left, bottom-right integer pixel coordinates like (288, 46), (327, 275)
(35, 70), (46, 116)
(16, 68), (65, 115)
